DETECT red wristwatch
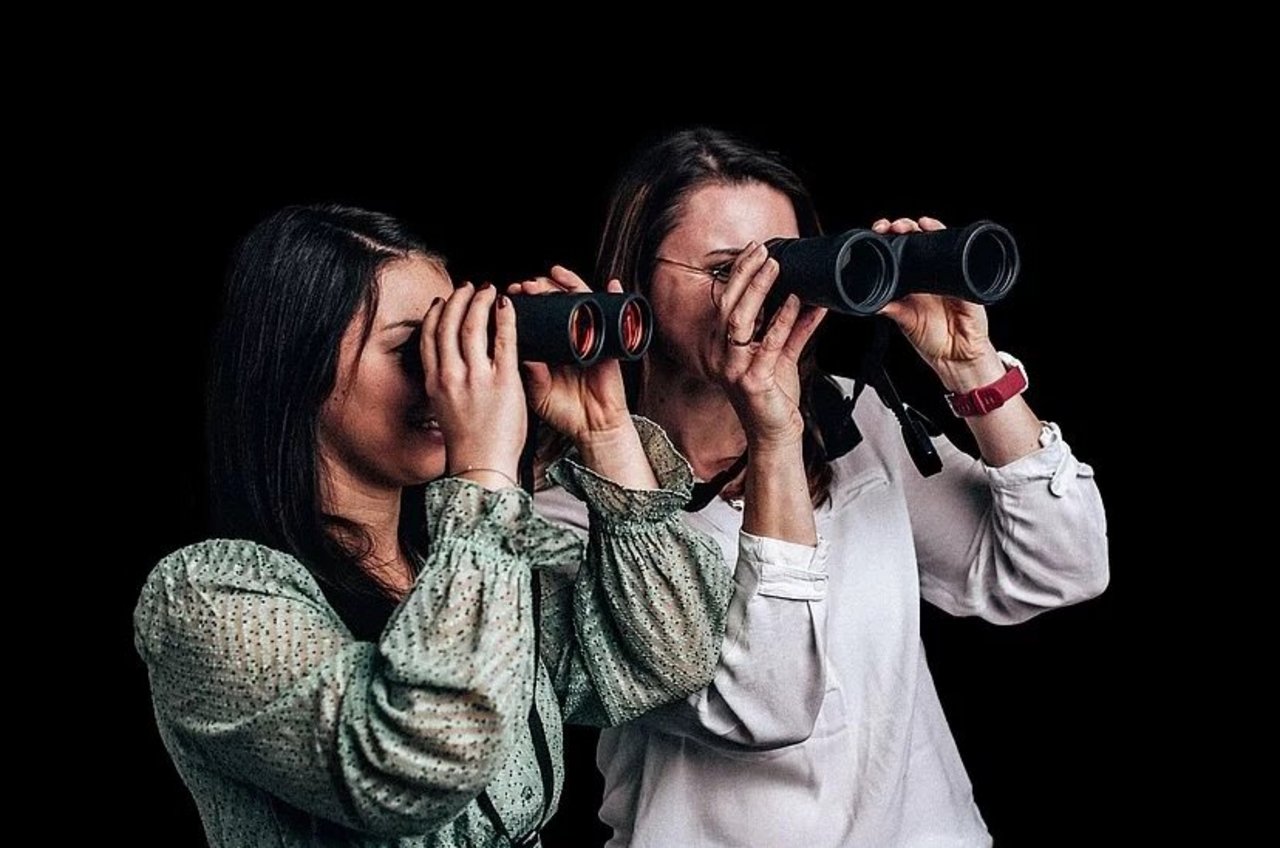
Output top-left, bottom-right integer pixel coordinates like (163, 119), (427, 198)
(944, 352), (1028, 418)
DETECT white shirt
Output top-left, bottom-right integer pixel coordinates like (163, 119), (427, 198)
(534, 387), (1109, 847)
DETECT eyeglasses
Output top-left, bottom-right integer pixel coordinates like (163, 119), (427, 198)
(654, 256), (736, 285)
(654, 255), (741, 307)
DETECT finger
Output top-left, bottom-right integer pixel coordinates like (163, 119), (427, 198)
(492, 293), (518, 373)
(516, 277), (559, 296)
(889, 217), (921, 234)
(751, 293), (802, 375)
(420, 296), (445, 393)
(782, 304), (828, 361)
(871, 218), (891, 233)
(520, 361), (552, 413)
(506, 281), (525, 295)
(436, 282), (474, 377)
(719, 241), (768, 317)
(606, 278), (623, 294)
(877, 300), (905, 321)
(918, 216), (946, 232)
(549, 265), (592, 293)
(726, 255), (781, 347)
(461, 285), (497, 367)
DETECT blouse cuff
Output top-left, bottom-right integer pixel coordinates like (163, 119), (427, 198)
(738, 531), (829, 601)
(544, 416), (694, 522)
(980, 421), (1096, 497)
(422, 477), (583, 569)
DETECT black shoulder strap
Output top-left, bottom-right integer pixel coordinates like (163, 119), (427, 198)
(816, 316), (942, 477)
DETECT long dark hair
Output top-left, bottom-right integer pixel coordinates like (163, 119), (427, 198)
(208, 203), (438, 639)
(594, 127), (834, 506)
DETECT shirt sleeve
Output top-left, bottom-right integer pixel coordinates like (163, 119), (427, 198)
(532, 416), (733, 728)
(645, 529), (830, 749)
(890, 407), (1111, 624)
(132, 480), (580, 839)
(535, 427), (829, 750)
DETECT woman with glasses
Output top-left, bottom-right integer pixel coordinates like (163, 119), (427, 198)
(535, 128), (1110, 847)
(133, 204), (733, 847)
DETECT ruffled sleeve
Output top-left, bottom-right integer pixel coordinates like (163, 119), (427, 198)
(536, 416), (732, 726)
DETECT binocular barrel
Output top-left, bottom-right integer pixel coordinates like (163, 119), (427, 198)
(506, 292), (653, 366)
(765, 230), (898, 315)
(889, 220), (1020, 308)
(765, 220), (1020, 316)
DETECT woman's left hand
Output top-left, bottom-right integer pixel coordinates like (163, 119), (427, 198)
(873, 216), (1001, 386)
(507, 266), (634, 448)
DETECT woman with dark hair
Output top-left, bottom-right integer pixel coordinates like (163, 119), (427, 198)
(133, 204), (731, 847)
(534, 128), (1110, 846)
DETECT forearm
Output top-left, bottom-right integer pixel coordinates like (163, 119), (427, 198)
(136, 536), (540, 837)
(743, 438), (818, 546)
(935, 343), (1042, 467)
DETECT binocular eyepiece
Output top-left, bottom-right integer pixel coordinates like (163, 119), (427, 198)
(764, 220), (1020, 316)
(506, 292), (654, 366)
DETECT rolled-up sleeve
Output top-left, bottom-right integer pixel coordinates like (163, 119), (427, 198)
(904, 418), (1111, 624)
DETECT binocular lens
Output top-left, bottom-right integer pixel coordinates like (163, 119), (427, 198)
(620, 300), (647, 355)
(961, 224), (1018, 302)
(569, 303), (599, 361)
(837, 236), (897, 315)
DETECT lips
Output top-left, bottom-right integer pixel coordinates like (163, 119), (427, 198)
(408, 405), (441, 432)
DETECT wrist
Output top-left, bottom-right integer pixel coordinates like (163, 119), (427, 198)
(446, 450), (519, 488)
(933, 344), (1004, 393)
(450, 468), (519, 491)
(746, 432), (805, 461)
(943, 351), (1029, 418)
(575, 420), (643, 467)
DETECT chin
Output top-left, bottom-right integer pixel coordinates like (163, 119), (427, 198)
(402, 443), (448, 485)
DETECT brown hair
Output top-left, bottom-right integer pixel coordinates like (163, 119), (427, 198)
(588, 127), (835, 506)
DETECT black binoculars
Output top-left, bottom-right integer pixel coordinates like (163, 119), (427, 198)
(506, 292), (654, 366)
(764, 220), (1020, 316)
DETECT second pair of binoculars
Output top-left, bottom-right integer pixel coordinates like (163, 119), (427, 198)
(507, 291), (653, 366)
(764, 220), (1020, 316)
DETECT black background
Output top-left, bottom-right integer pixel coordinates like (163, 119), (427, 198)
(101, 100), (1172, 846)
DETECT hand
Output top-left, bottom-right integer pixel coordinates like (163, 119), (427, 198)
(707, 241), (827, 449)
(421, 283), (526, 488)
(873, 216), (1003, 391)
(507, 266), (634, 451)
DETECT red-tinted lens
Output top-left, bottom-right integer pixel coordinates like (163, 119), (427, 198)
(569, 304), (597, 360)
(620, 300), (646, 354)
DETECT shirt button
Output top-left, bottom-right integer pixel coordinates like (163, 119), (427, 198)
(522, 786), (535, 801)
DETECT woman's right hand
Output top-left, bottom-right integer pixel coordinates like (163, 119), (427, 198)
(709, 241), (827, 450)
(421, 283), (527, 490)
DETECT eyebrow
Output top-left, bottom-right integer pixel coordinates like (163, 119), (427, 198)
(704, 248), (745, 260)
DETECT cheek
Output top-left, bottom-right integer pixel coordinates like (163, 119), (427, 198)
(649, 280), (717, 349)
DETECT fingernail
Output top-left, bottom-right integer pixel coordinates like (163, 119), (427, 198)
(497, 295), (507, 309)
